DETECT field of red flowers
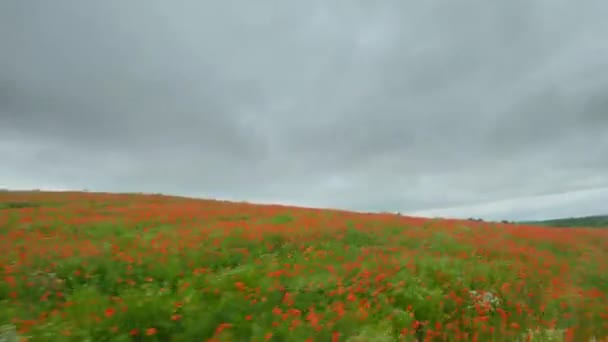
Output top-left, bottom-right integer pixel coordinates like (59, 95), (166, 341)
(0, 191), (606, 341)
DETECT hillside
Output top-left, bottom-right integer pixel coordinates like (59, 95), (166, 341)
(0, 191), (607, 341)
(522, 215), (608, 228)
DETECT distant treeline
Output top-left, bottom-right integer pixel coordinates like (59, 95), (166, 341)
(521, 215), (608, 228)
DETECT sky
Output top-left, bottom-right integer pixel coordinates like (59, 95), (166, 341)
(1, 1), (607, 221)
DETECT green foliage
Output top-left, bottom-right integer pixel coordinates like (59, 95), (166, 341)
(265, 214), (295, 225)
(523, 215), (608, 228)
(0, 202), (41, 210)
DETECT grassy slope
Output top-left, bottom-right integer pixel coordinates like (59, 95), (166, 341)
(0, 191), (607, 341)
(522, 215), (608, 228)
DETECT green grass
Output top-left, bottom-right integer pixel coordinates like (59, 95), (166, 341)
(522, 215), (608, 228)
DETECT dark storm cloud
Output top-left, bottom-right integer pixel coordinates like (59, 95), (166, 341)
(1, 0), (607, 220)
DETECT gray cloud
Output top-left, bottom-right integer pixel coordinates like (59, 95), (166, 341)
(412, 186), (608, 221)
(1, 0), (607, 220)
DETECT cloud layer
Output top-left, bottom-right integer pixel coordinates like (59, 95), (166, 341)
(2, 1), (607, 220)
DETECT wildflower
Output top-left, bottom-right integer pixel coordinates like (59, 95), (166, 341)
(215, 323), (232, 335)
(146, 328), (157, 336)
(105, 308), (115, 318)
(306, 310), (320, 327)
(4, 276), (16, 287)
(282, 292), (294, 306)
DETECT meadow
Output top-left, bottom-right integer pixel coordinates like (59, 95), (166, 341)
(0, 191), (606, 341)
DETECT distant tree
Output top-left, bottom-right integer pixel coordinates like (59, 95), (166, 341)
(524, 215), (608, 228)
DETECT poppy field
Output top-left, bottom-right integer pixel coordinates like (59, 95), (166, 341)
(0, 191), (607, 341)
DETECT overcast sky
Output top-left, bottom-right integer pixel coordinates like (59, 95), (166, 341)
(1, 1), (607, 221)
